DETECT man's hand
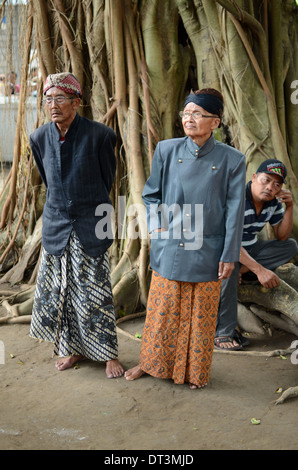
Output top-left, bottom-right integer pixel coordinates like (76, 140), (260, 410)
(276, 189), (293, 208)
(274, 189), (294, 240)
(218, 262), (234, 280)
(239, 247), (280, 289)
(255, 265), (279, 288)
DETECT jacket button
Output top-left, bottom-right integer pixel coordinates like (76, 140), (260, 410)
(178, 159), (182, 163)
(179, 243), (184, 247)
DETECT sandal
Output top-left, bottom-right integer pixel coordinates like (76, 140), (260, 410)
(214, 336), (243, 351)
(233, 330), (250, 347)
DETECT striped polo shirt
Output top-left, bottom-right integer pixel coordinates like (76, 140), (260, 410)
(242, 182), (284, 247)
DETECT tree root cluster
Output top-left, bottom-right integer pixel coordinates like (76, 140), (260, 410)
(0, 285), (34, 324)
(237, 263), (298, 337)
(274, 386), (298, 405)
(235, 263), (298, 404)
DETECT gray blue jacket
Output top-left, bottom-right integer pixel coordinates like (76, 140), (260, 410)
(142, 135), (246, 282)
(30, 113), (117, 257)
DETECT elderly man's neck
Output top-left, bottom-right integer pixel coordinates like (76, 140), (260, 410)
(55, 115), (76, 136)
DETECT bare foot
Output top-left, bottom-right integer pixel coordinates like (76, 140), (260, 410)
(105, 358), (125, 378)
(189, 382), (207, 390)
(55, 355), (85, 371)
(124, 365), (145, 381)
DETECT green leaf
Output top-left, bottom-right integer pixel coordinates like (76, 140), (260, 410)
(250, 418), (261, 425)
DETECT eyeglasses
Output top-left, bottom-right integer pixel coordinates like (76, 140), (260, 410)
(179, 111), (219, 120)
(42, 96), (75, 105)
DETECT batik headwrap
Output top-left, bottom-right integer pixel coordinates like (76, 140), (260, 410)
(43, 72), (82, 97)
(183, 90), (224, 125)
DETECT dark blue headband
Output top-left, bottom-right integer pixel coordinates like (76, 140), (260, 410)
(183, 93), (224, 117)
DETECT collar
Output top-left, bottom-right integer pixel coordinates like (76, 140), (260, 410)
(186, 134), (215, 158)
(246, 181), (253, 201)
(51, 112), (80, 142)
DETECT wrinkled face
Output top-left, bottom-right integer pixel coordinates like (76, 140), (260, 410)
(44, 87), (80, 128)
(251, 172), (283, 202)
(181, 102), (220, 143)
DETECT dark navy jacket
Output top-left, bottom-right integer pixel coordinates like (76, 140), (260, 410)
(30, 113), (117, 257)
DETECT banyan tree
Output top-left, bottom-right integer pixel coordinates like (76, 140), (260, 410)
(0, 0), (298, 396)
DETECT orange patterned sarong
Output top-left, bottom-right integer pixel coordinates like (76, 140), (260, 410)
(139, 271), (221, 387)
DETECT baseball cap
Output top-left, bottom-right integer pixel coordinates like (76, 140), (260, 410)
(256, 159), (287, 183)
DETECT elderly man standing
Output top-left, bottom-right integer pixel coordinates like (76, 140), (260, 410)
(29, 72), (124, 378)
(125, 89), (246, 389)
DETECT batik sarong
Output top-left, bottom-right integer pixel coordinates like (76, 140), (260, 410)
(30, 231), (118, 361)
(139, 271), (221, 387)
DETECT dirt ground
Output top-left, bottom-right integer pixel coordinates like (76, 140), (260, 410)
(0, 316), (297, 452)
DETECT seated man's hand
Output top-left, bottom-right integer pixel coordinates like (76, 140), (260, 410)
(256, 266), (279, 289)
(276, 189), (293, 208)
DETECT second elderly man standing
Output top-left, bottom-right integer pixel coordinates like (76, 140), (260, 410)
(29, 72), (124, 378)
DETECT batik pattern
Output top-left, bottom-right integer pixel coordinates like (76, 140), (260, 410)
(43, 72), (82, 96)
(139, 271), (221, 387)
(30, 231), (118, 361)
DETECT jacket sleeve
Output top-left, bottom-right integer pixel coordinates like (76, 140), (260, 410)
(30, 134), (48, 188)
(98, 128), (117, 194)
(220, 154), (246, 262)
(142, 142), (164, 232)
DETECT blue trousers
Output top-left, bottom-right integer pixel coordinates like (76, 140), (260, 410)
(216, 238), (298, 338)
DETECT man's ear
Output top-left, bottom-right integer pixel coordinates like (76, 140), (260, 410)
(72, 97), (81, 111)
(211, 117), (220, 130)
(251, 173), (257, 182)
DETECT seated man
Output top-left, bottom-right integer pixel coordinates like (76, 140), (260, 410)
(215, 159), (298, 350)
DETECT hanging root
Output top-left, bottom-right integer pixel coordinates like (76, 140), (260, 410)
(274, 386), (298, 405)
(0, 285), (35, 323)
